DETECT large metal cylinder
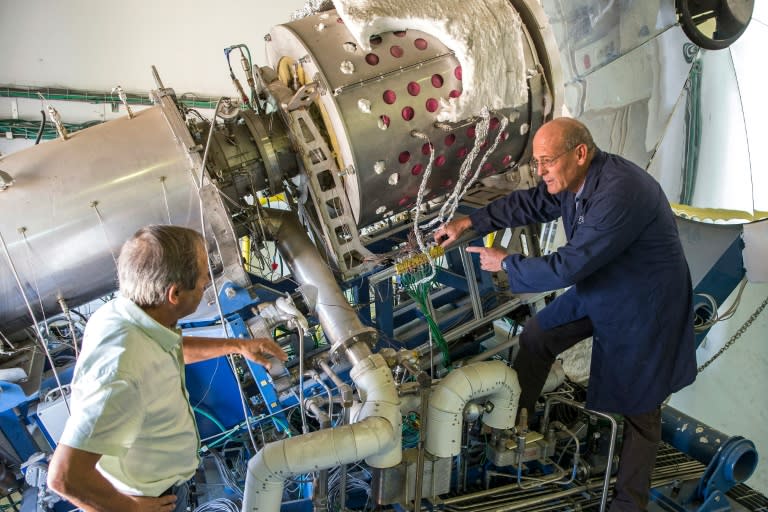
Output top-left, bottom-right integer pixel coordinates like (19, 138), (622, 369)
(0, 102), (201, 335)
(266, 3), (559, 228)
(661, 406), (758, 493)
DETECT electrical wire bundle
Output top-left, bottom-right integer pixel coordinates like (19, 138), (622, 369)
(193, 498), (240, 512)
(694, 276), (748, 332)
(327, 463), (373, 512)
(395, 245), (450, 363)
(207, 449), (244, 500)
(412, 108), (510, 246)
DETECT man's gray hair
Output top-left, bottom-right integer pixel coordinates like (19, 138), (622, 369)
(118, 225), (205, 307)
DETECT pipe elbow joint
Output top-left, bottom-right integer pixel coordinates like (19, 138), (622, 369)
(426, 361), (520, 457)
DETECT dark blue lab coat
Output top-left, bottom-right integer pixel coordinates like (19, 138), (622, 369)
(470, 150), (696, 414)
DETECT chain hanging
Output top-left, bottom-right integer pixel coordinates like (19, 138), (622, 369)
(697, 294), (768, 373)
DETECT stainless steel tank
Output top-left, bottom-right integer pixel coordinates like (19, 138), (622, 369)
(0, 101), (202, 335)
(265, 2), (560, 228)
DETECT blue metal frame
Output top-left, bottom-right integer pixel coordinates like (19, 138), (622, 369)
(692, 237), (745, 347)
(362, 231), (500, 350)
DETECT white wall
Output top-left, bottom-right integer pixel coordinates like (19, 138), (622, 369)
(0, 0), (306, 95)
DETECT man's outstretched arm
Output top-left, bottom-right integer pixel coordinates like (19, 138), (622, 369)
(182, 336), (287, 368)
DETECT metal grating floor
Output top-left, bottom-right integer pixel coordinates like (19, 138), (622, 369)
(438, 444), (767, 512)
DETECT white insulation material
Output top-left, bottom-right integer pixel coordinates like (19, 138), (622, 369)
(426, 361), (520, 457)
(242, 354), (402, 512)
(332, 0), (528, 122)
(558, 338), (592, 384)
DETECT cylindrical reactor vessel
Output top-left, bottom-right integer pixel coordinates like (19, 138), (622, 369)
(265, 1), (561, 229)
(0, 100), (203, 335)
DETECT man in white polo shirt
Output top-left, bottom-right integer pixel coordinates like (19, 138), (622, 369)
(47, 225), (287, 512)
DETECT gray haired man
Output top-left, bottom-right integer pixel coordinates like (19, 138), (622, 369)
(48, 225), (286, 512)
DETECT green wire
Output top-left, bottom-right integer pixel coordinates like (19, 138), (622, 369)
(401, 264), (450, 364)
(193, 406), (227, 433)
(207, 428), (240, 449)
(0, 118), (101, 141)
(0, 86), (219, 109)
(273, 416), (293, 437)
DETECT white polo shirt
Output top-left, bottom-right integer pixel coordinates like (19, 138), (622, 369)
(59, 296), (200, 496)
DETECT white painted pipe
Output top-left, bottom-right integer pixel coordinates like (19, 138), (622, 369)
(425, 361), (520, 458)
(242, 353), (401, 512)
(348, 353), (402, 467)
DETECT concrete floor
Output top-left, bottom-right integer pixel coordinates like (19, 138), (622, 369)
(669, 281), (768, 495)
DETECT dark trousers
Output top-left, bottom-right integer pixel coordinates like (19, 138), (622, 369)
(161, 481), (190, 512)
(512, 316), (661, 512)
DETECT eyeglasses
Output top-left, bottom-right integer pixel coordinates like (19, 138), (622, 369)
(529, 144), (580, 174)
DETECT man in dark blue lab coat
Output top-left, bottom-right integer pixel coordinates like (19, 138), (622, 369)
(435, 118), (696, 512)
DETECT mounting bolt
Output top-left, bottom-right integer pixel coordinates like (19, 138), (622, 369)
(225, 287), (237, 299)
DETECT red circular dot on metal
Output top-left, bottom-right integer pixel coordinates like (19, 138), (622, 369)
(383, 90), (397, 104)
(402, 106), (415, 121)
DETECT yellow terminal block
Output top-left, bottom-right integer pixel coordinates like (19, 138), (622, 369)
(395, 245), (445, 275)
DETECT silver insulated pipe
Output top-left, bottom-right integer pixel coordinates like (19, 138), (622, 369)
(243, 209), (401, 512)
(263, 208), (377, 365)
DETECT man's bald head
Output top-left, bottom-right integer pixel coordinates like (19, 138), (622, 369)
(531, 118), (597, 194)
(535, 118), (596, 153)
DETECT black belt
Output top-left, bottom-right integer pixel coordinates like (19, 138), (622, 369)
(160, 482), (183, 497)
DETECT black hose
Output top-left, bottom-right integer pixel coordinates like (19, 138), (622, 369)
(34, 109), (46, 145)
